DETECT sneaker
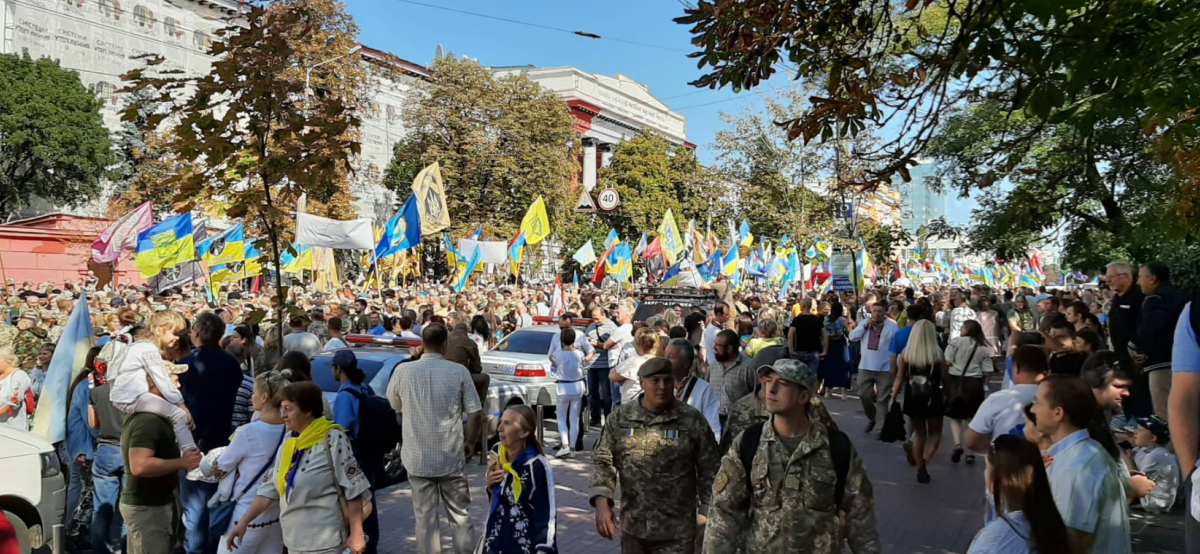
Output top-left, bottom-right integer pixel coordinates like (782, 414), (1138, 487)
(917, 467), (931, 484)
(951, 445), (963, 464)
(903, 442), (917, 466)
(555, 447), (573, 459)
(965, 453), (976, 464)
(864, 420), (876, 434)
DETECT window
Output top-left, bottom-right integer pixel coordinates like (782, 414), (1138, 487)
(164, 17), (180, 39)
(133, 5), (153, 28)
(193, 30), (210, 51)
(94, 82), (117, 105)
(386, 105), (400, 121)
(99, 0), (121, 20)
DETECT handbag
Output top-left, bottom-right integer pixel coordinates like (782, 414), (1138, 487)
(212, 428), (286, 533)
(880, 401), (907, 443)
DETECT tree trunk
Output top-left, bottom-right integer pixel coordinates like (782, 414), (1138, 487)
(260, 174), (286, 356)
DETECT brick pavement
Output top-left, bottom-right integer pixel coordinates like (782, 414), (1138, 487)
(373, 396), (1181, 553)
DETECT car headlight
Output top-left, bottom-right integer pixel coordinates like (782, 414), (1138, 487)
(40, 451), (61, 478)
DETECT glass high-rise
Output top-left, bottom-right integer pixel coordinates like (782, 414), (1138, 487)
(898, 162), (946, 236)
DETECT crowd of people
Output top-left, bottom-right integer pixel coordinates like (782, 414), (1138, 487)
(0, 256), (1194, 554)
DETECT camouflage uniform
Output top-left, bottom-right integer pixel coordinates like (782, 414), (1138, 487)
(308, 320), (330, 344)
(0, 322), (17, 351)
(720, 392), (837, 454)
(704, 419), (880, 554)
(590, 398), (721, 553)
(14, 326), (48, 369)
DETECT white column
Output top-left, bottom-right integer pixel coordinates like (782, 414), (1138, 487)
(583, 141), (598, 191)
(600, 144), (613, 168)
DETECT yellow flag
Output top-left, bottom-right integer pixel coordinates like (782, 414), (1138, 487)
(411, 162), (451, 236)
(657, 209), (684, 265)
(520, 196), (551, 245)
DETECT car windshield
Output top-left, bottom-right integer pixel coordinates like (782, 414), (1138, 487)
(311, 356), (388, 393)
(493, 330), (555, 355)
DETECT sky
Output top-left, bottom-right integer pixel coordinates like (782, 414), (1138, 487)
(343, 0), (976, 224)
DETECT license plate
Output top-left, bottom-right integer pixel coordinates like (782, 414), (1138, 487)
(505, 365), (516, 375)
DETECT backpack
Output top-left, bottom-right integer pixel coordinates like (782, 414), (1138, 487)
(342, 387), (401, 462)
(738, 422), (852, 507)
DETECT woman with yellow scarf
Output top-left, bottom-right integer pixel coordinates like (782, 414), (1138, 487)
(225, 381), (371, 554)
(479, 405), (557, 554)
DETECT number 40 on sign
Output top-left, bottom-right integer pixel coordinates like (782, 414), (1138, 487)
(598, 188), (621, 211)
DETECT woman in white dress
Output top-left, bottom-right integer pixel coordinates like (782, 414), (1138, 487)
(209, 371), (289, 554)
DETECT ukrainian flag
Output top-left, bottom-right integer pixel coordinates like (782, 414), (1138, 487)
(135, 213), (195, 277)
(445, 233), (466, 273)
(452, 245), (482, 292)
(739, 219), (754, 247)
(722, 246), (739, 276)
(281, 243), (314, 274)
(196, 222), (245, 266)
(660, 262), (683, 287)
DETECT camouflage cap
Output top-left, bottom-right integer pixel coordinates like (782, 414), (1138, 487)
(757, 358), (818, 391)
(39, 309), (56, 320)
(18, 309), (38, 322)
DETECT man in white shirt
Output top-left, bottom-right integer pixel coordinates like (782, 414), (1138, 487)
(948, 291), (977, 339)
(702, 302), (730, 365)
(666, 338), (721, 440)
(967, 345), (1047, 450)
(282, 316), (323, 358)
(322, 317), (350, 351)
(604, 305), (634, 369)
(848, 302), (899, 433)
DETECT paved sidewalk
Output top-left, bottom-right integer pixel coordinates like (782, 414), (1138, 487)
(373, 395), (1184, 553)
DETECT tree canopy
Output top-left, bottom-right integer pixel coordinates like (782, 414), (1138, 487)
(384, 56), (578, 241)
(0, 52), (116, 219)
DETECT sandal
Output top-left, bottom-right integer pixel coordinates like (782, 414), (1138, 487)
(917, 467), (931, 484)
(965, 453), (976, 464)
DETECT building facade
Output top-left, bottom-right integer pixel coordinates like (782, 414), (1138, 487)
(493, 66), (692, 191)
(0, 0), (425, 224)
(896, 160), (946, 235)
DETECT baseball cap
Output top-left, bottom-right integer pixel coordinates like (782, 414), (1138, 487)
(1136, 415), (1170, 444)
(18, 309), (38, 322)
(332, 350), (357, 371)
(757, 358), (818, 391)
(637, 357), (673, 378)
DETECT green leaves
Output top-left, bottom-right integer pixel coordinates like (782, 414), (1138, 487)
(0, 52), (116, 218)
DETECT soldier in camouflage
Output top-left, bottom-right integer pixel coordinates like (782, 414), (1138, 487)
(704, 359), (879, 554)
(43, 309), (65, 345)
(307, 307), (330, 344)
(0, 321), (16, 352)
(720, 368), (837, 455)
(13, 310), (48, 370)
(591, 357), (722, 554)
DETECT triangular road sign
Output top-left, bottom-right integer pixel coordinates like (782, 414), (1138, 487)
(575, 189), (597, 213)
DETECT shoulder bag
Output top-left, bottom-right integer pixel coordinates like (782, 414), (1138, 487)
(211, 428), (286, 533)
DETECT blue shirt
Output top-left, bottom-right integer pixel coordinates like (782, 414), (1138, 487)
(333, 382), (372, 438)
(1046, 430), (1131, 554)
(367, 324), (387, 336)
(967, 511), (1033, 554)
(889, 325), (914, 355)
(178, 346), (246, 452)
(65, 381), (97, 462)
(1174, 303), (1199, 373)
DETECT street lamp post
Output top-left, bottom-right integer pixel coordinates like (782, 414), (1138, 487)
(304, 44), (363, 99)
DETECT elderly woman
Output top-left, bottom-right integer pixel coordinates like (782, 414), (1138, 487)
(0, 347), (33, 431)
(208, 371), (289, 554)
(481, 406), (556, 554)
(226, 381), (370, 554)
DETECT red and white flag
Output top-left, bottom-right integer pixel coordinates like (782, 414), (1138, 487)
(92, 202), (153, 263)
(551, 277), (566, 317)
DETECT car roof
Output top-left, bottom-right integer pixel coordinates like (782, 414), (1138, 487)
(311, 347), (411, 362)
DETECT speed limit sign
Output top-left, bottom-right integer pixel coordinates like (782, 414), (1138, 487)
(598, 187), (621, 210)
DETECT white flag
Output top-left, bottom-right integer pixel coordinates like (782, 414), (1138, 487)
(295, 212), (374, 250)
(572, 240), (597, 267)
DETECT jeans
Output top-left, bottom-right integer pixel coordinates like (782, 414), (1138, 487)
(63, 453), (84, 530)
(588, 366), (612, 424)
(794, 352), (820, 373)
(611, 383), (623, 407)
(91, 444), (126, 554)
(179, 477), (220, 554)
(409, 472), (475, 554)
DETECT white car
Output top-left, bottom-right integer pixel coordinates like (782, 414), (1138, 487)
(0, 426), (66, 553)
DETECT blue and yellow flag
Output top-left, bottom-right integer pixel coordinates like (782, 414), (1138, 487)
(604, 229), (620, 250)
(376, 194), (422, 260)
(281, 243), (314, 274)
(452, 245), (483, 292)
(658, 209), (684, 265)
(508, 231), (526, 276)
(660, 262), (683, 287)
(196, 222), (245, 266)
(135, 213), (195, 277)
(608, 242), (633, 283)
(31, 293), (92, 443)
(739, 219), (753, 247)
(445, 233), (466, 273)
(722, 245), (739, 276)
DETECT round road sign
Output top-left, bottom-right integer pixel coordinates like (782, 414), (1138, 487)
(598, 188), (621, 210)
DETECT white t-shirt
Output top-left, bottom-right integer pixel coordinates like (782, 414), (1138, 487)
(969, 384), (1039, 440)
(702, 322), (721, 365)
(614, 354), (650, 404)
(110, 341), (184, 406)
(212, 420), (287, 528)
(323, 336), (350, 351)
(0, 370), (32, 431)
(551, 350), (585, 398)
(608, 323), (634, 367)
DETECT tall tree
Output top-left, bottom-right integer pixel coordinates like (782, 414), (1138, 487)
(676, 1), (1200, 208)
(123, 1), (363, 341)
(0, 52), (117, 219)
(384, 56), (578, 242)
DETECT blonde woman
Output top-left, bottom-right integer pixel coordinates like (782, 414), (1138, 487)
(891, 320), (947, 484)
(745, 318), (784, 357)
(108, 310), (197, 452)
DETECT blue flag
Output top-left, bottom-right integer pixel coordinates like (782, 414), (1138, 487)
(452, 245), (483, 292)
(469, 223), (484, 241)
(375, 194), (422, 260)
(30, 293), (93, 443)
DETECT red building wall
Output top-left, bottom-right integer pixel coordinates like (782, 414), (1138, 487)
(0, 213), (145, 287)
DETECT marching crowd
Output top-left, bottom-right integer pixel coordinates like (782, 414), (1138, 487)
(0, 257), (1195, 554)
